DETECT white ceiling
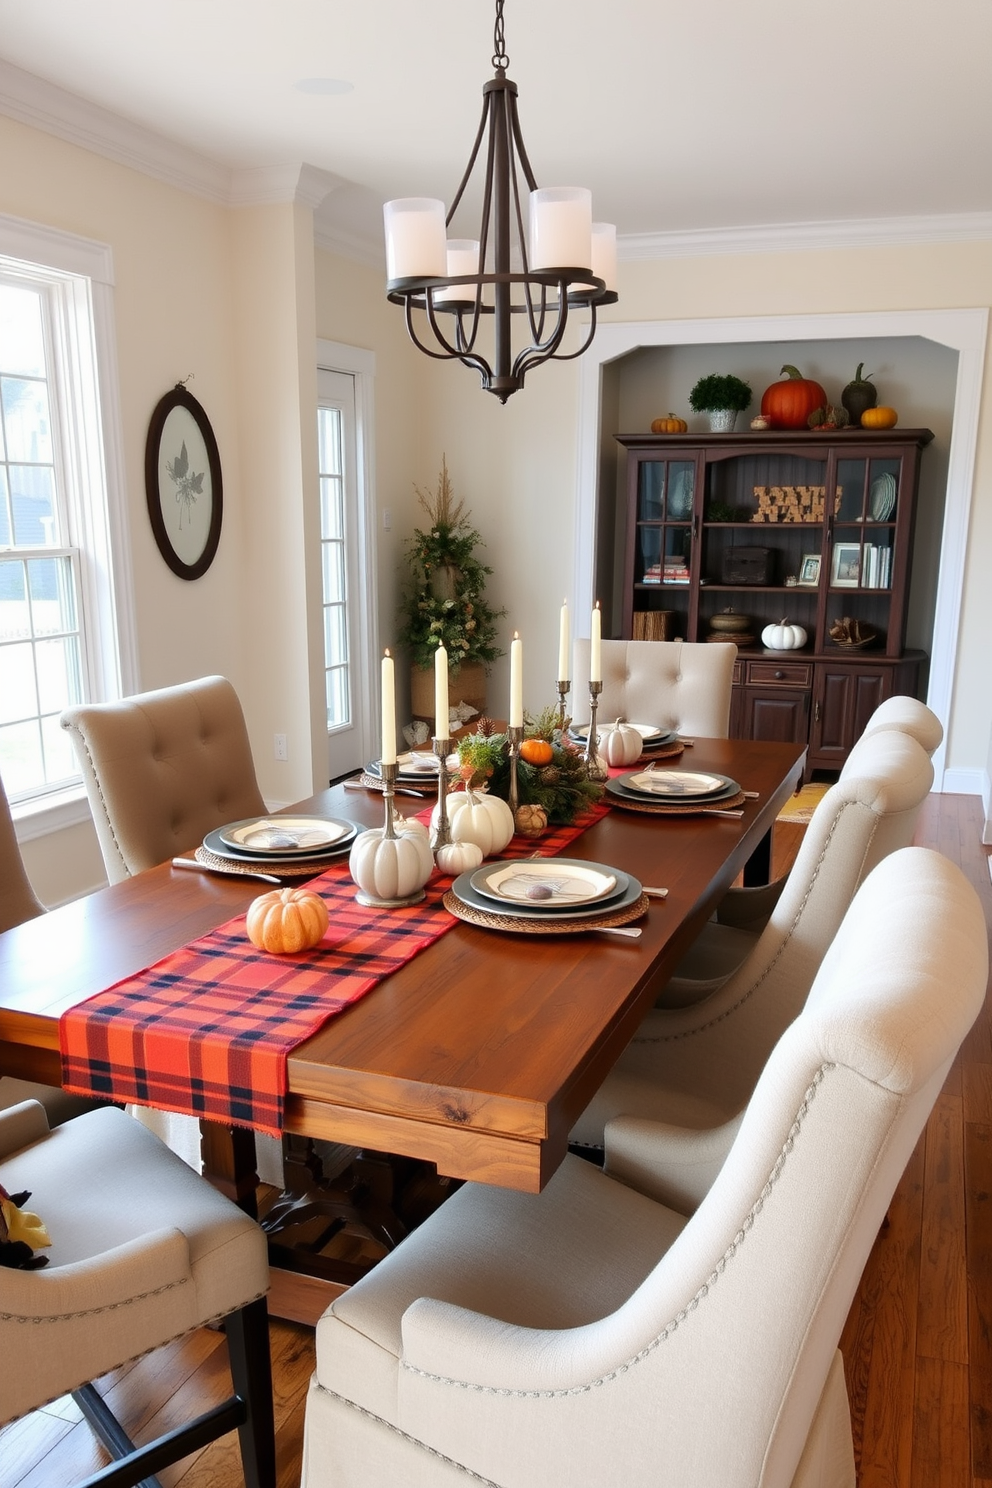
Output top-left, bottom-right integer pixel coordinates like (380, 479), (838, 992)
(1, 0), (990, 263)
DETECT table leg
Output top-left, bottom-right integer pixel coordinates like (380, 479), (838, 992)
(201, 1121), (260, 1219)
(742, 827), (772, 886)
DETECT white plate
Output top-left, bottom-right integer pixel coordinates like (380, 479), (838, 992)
(219, 816), (352, 854)
(623, 769), (728, 799)
(868, 472), (897, 522)
(570, 721), (673, 745)
(470, 859), (618, 908)
(367, 752), (459, 778)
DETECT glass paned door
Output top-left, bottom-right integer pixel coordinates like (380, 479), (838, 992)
(317, 368), (366, 779)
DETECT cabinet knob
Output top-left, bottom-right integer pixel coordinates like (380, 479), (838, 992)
(774, 670), (785, 680)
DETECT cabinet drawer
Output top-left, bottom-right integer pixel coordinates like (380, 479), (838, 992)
(745, 660), (813, 688)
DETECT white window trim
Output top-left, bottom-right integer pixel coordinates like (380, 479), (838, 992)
(316, 338), (377, 771)
(1, 211), (137, 838)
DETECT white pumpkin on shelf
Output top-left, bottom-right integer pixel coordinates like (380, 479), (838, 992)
(349, 819), (434, 903)
(600, 718), (642, 768)
(432, 787), (514, 857)
(761, 619), (808, 651)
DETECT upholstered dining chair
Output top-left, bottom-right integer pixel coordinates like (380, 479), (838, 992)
(300, 848), (987, 1488)
(0, 773), (104, 1124)
(0, 1099), (274, 1488)
(858, 692), (943, 757)
(571, 637), (736, 738)
(59, 676), (280, 1180)
(569, 727), (935, 1148)
(60, 674), (266, 884)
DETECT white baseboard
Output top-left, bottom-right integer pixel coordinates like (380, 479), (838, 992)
(940, 767), (988, 797)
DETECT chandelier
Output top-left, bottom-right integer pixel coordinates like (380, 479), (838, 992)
(382, 0), (618, 404)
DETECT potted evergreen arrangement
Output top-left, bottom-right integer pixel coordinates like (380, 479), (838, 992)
(688, 373), (752, 432)
(398, 457), (505, 725)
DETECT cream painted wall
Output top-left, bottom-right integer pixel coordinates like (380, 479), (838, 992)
(2, 116), (325, 898)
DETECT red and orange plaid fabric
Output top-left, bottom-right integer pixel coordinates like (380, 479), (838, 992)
(59, 803), (609, 1136)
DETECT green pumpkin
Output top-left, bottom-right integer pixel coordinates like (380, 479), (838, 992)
(841, 363), (878, 424)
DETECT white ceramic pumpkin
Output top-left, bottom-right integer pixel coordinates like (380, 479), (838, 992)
(435, 839), (484, 876)
(349, 822), (434, 902)
(761, 619), (807, 651)
(600, 718), (642, 767)
(432, 787), (514, 857)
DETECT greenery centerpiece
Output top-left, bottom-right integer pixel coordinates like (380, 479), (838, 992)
(397, 457), (506, 721)
(688, 373), (752, 433)
(455, 709), (603, 830)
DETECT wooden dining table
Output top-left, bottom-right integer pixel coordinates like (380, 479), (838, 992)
(0, 737), (803, 1316)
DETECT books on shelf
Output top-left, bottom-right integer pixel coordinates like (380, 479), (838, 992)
(642, 559), (690, 585)
(859, 543), (892, 589)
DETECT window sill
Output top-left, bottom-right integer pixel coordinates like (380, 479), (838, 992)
(12, 784), (92, 843)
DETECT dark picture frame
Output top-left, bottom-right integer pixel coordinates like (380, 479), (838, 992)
(144, 384), (223, 580)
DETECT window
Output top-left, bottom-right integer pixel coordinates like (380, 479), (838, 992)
(316, 347), (377, 781)
(0, 215), (133, 823)
(0, 278), (84, 798)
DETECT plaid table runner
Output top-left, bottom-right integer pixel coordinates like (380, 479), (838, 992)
(59, 802), (609, 1136)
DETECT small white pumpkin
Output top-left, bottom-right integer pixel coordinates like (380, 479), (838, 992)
(600, 718), (643, 768)
(435, 839), (484, 876)
(761, 619), (807, 651)
(349, 823), (434, 902)
(432, 787), (514, 857)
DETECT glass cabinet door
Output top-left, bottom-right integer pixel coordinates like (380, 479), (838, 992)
(628, 457), (696, 638)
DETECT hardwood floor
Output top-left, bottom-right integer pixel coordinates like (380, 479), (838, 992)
(2, 791), (989, 1486)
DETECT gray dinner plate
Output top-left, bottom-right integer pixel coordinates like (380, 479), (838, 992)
(450, 867), (642, 923)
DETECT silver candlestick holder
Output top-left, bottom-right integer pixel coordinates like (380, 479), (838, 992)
(506, 724), (524, 814)
(352, 759), (430, 908)
(583, 683), (609, 782)
(430, 735), (454, 850)
(556, 679), (570, 737)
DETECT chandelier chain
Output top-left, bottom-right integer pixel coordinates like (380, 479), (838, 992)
(492, 0), (509, 71)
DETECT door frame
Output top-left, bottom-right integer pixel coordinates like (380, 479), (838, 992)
(574, 307), (989, 792)
(316, 338), (378, 777)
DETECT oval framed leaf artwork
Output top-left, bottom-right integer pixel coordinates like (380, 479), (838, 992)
(144, 384), (223, 579)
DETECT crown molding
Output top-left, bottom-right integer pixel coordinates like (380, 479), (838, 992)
(620, 212), (992, 260)
(229, 163), (345, 210)
(312, 219), (383, 268)
(0, 56), (232, 202)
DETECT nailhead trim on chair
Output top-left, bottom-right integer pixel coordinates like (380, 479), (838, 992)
(1, 1275), (187, 1325)
(61, 721), (130, 875)
(400, 1069), (829, 1400)
(631, 801), (876, 1048)
(322, 1391), (505, 1486)
(0, 1286), (269, 1424)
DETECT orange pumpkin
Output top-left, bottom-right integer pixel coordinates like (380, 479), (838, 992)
(520, 737), (554, 766)
(246, 887), (328, 955)
(860, 406), (898, 430)
(760, 365), (828, 430)
(651, 414), (688, 435)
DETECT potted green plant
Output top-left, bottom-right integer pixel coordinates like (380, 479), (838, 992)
(397, 456), (505, 725)
(688, 373), (752, 433)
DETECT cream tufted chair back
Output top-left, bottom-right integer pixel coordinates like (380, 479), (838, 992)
(856, 693), (943, 757)
(60, 675), (266, 883)
(0, 772), (45, 934)
(300, 848), (987, 1488)
(572, 637), (736, 738)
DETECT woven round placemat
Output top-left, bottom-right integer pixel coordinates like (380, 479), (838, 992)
(442, 889), (649, 935)
(194, 844), (342, 879)
(634, 740), (684, 764)
(606, 788), (747, 817)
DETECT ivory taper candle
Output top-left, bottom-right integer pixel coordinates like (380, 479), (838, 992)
(590, 603), (602, 683)
(558, 600), (570, 683)
(509, 632), (523, 728)
(381, 650), (396, 765)
(434, 643), (449, 735)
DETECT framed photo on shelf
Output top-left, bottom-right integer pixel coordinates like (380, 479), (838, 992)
(798, 553), (821, 586)
(831, 542), (861, 588)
